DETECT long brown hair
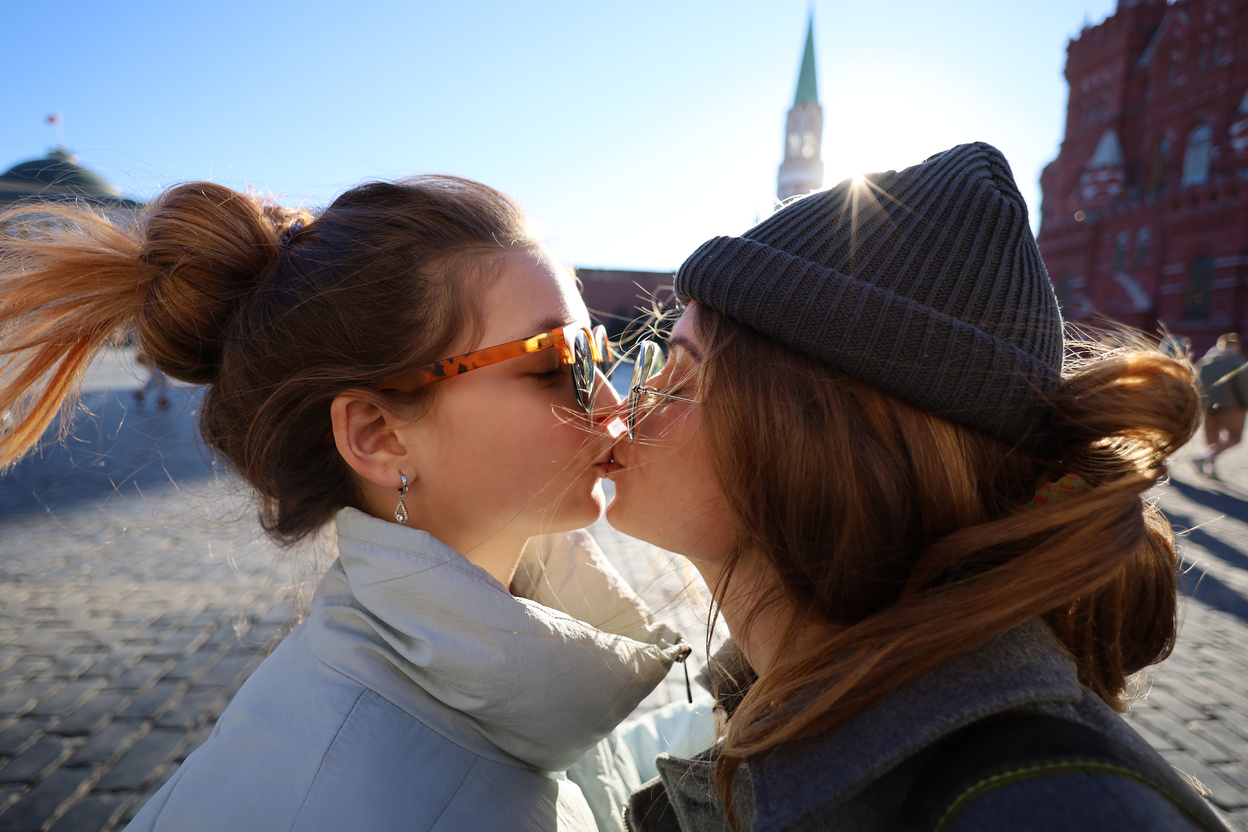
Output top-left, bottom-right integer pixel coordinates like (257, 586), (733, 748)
(0, 176), (535, 542)
(692, 306), (1201, 816)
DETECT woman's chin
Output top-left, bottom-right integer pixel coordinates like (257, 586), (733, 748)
(544, 481), (606, 533)
(604, 494), (646, 541)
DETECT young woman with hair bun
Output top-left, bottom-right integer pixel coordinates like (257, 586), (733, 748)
(0, 177), (707, 831)
(607, 143), (1230, 831)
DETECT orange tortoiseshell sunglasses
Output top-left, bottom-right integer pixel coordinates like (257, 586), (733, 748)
(382, 321), (613, 414)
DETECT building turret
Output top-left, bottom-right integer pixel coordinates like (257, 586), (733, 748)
(777, 15), (824, 201)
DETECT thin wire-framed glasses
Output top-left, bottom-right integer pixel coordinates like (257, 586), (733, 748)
(627, 340), (699, 443)
(381, 321), (612, 414)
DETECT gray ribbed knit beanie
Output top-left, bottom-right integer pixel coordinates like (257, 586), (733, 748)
(674, 142), (1064, 444)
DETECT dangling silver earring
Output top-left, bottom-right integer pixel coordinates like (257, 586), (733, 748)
(395, 473), (409, 525)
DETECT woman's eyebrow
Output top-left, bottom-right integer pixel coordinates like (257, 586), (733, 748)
(667, 335), (702, 362)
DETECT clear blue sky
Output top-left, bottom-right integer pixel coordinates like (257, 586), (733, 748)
(5, 0), (1117, 271)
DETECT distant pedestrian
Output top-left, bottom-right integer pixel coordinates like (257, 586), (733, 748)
(132, 350), (171, 409)
(0, 177), (708, 832)
(1159, 333), (1192, 359)
(1196, 333), (1248, 477)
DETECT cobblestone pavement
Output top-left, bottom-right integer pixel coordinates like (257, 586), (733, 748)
(1, 354), (1246, 830)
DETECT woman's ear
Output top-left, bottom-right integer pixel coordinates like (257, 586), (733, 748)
(330, 392), (417, 489)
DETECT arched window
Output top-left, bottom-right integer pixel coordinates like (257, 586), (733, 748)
(788, 132), (801, 159)
(1150, 136), (1170, 193)
(1114, 231), (1130, 270)
(801, 131), (817, 160)
(1181, 123), (1213, 187)
(1185, 255), (1214, 320)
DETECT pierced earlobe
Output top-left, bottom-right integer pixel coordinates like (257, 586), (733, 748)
(395, 473), (410, 525)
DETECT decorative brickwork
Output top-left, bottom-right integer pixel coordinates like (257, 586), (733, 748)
(1038, 0), (1248, 353)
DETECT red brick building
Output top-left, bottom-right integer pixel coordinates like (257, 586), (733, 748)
(1037, 0), (1248, 353)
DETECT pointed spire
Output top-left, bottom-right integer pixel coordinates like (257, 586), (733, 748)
(794, 13), (818, 105)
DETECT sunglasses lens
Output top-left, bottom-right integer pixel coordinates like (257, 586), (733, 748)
(592, 326), (611, 368)
(571, 329), (595, 413)
(627, 341), (665, 441)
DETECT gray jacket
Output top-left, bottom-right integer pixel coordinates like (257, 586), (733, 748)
(627, 619), (1228, 831)
(127, 508), (695, 832)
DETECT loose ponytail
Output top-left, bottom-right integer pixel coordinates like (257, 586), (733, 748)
(1, 203), (154, 468)
(0, 185), (305, 470)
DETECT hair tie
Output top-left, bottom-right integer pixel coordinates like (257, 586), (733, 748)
(1024, 473), (1089, 510)
(279, 220), (305, 248)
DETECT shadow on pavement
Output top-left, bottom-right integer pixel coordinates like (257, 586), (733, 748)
(1178, 566), (1248, 626)
(1171, 476), (1248, 519)
(0, 386), (221, 519)
(1165, 502), (1248, 624)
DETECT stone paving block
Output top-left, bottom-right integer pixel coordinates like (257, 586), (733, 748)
(1143, 686), (1210, 723)
(1123, 712), (1179, 751)
(0, 767), (92, 832)
(118, 680), (186, 721)
(107, 659), (172, 692)
(0, 720), (52, 760)
(1218, 763), (1248, 796)
(163, 644), (223, 681)
(51, 692), (128, 737)
(115, 609), (162, 629)
(46, 792), (130, 832)
(134, 615), (184, 644)
(1190, 720), (1248, 762)
(194, 649), (260, 689)
(94, 728), (187, 792)
(145, 628), (210, 661)
(1193, 672), (1248, 714)
(24, 634), (80, 662)
(1170, 674), (1232, 709)
(0, 788), (21, 820)
(65, 722), (146, 769)
(0, 683), (58, 718)
(0, 736), (72, 784)
(30, 679), (106, 718)
(156, 689), (225, 730)
(48, 649), (104, 680)
(0, 650), (21, 676)
(1161, 749), (1248, 811)
(184, 609), (225, 629)
(5, 630), (57, 653)
(82, 645), (149, 679)
(0, 657), (51, 685)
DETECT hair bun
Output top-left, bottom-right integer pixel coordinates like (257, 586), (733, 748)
(137, 183), (297, 384)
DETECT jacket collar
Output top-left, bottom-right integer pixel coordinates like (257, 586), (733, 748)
(306, 508), (688, 772)
(656, 620), (1082, 832)
(748, 619), (1082, 831)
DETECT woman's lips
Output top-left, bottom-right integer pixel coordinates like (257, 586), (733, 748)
(593, 450), (622, 477)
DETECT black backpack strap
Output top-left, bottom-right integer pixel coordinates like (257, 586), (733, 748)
(903, 712), (1227, 832)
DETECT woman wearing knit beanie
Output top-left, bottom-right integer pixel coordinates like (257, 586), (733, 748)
(604, 143), (1228, 831)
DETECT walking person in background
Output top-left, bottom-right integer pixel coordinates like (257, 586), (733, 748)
(132, 349), (172, 409)
(0, 176), (706, 831)
(1196, 333), (1248, 478)
(604, 143), (1228, 830)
